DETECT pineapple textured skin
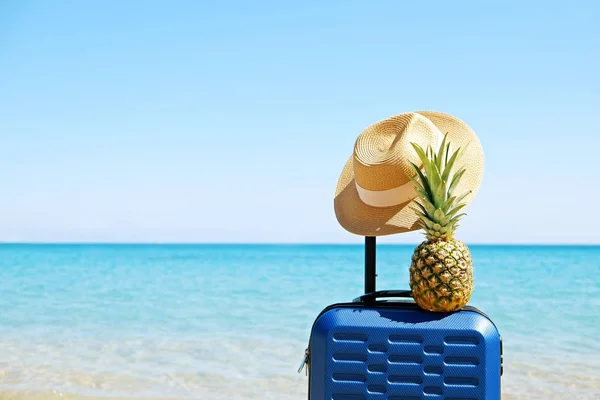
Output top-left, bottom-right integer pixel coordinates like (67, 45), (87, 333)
(409, 238), (473, 312)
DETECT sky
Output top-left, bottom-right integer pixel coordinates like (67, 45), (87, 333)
(0, 0), (599, 244)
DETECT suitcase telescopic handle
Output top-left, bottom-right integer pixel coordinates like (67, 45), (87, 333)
(353, 290), (413, 303)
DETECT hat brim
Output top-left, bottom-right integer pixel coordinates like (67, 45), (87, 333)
(334, 111), (484, 237)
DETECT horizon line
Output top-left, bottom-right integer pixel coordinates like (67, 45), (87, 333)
(0, 242), (598, 246)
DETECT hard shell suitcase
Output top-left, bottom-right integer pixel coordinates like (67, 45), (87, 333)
(299, 237), (503, 400)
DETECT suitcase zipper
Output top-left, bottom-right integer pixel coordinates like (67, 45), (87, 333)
(297, 348), (310, 375)
(306, 299), (495, 341)
(299, 300), (499, 381)
(300, 301), (501, 399)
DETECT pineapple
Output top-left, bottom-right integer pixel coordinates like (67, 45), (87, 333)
(407, 134), (474, 312)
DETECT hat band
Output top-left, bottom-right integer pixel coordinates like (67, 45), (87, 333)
(355, 180), (417, 208)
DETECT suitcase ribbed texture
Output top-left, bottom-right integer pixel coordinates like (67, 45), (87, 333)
(309, 306), (501, 400)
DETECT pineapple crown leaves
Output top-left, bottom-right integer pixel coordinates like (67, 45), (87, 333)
(408, 133), (472, 241)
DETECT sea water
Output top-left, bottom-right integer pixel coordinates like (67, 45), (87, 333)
(0, 244), (599, 399)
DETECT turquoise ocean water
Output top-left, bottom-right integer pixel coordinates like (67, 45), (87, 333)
(0, 244), (599, 400)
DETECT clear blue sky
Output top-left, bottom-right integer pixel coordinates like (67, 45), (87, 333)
(1, 1), (598, 244)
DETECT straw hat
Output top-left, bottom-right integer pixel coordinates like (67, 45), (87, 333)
(334, 111), (484, 236)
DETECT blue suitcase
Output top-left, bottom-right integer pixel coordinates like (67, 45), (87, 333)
(299, 238), (503, 400)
